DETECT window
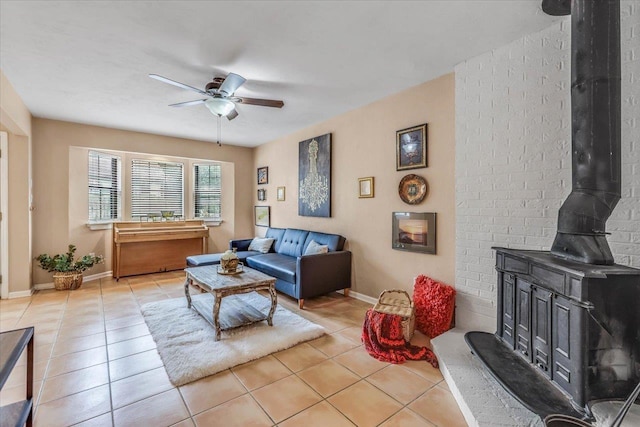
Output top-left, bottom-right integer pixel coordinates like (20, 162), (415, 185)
(194, 164), (221, 219)
(131, 159), (184, 217)
(88, 151), (121, 221)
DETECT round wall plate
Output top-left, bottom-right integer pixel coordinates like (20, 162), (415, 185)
(398, 174), (428, 204)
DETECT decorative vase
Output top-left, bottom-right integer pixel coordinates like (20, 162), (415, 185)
(53, 272), (83, 290)
(220, 250), (239, 273)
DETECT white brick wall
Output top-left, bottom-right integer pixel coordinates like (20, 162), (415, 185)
(455, 3), (640, 331)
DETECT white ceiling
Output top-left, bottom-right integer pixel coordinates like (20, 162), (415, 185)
(0, 1), (559, 147)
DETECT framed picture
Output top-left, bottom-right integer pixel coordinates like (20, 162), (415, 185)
(257, 188), (266, 201)
(257, 166), (269, 185)
(255, 206), (270, 227)
(392, 212), (436, 254)
(277, 186), (286, 201)
(299, 133), (331, 217)
(358, 177), (374, 198)
(396, 123), (427, 171)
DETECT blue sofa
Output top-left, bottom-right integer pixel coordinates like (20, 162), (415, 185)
(186, 227), (352, 308)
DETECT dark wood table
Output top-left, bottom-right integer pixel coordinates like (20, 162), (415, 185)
(0, 327), (34, 427)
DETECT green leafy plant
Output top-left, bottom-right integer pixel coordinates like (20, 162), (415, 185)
(36, 245), (104, 273)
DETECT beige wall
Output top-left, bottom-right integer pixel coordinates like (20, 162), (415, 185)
(1, 69), (33, 296)
(32, 118), (254, 285)
(9, 70), (454, 296)
(254, 73), (455, 299)
(1, 69), (32, 137)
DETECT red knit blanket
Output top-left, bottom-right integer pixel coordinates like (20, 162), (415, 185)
(362, 308), (438, 367)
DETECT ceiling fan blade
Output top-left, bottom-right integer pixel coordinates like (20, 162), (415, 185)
(149, 74), (208, 96)
(227, 108), (239, 121)
(168, 99), (208, 107)
(218, 73), (246, 96)
(235, 97), (284, 108)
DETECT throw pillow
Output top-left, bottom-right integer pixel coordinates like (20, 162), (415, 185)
(413, 275), (456, 339)
(304, 240), (328, 256)
(248, 237), (275, 254)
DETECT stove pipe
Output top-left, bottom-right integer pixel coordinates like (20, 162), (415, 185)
(543, 0), (621, 265)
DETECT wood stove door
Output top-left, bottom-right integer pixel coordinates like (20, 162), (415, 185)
(552, 293), (580, 403)
(532, 287), (552, 377)
(498, 273), (516, 348)
(515, 279), (532, 361)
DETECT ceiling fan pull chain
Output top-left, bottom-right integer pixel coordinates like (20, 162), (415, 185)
(217, 115), (222, 146)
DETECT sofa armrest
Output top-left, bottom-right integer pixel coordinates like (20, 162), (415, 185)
(296, 251), (352, 299)
(229, 238), (253, 251)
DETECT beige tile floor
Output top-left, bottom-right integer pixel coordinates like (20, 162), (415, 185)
(0, 272), (467, 427)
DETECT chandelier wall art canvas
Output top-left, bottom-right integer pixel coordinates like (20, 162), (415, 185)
(298, 133), (331, 217)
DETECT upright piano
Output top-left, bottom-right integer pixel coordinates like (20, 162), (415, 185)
(112, 220), (209, 279)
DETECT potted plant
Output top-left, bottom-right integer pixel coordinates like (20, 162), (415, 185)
(35, 245), (104, 290)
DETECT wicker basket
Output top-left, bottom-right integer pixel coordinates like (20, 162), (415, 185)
(373, 289), (416, 341)
(53, 272), (83, 290)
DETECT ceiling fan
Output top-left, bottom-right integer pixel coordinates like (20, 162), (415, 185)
(149, 72), (284, 121)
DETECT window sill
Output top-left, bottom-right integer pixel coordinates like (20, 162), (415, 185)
(86, 221), (114, 231)
(86, 218), (222, 230)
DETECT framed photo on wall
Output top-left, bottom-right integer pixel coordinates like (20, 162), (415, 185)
(392, 212), (436, 254)
(257, 166), (269, 185)
(257, 189), (266, 201)
(358, 177), (374, 198)
(277, 186), (286, 201)
(396, 123), (427, 171)
(255, 206), (270, 227)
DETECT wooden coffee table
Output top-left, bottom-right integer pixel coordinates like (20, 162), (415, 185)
(184, 265), (277, 341)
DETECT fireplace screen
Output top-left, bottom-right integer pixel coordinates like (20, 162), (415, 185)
(392, 212), (436, 254)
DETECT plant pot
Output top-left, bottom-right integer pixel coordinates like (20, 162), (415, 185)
(53, 272), (83, 290)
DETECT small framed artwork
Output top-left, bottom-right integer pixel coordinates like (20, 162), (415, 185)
(392, 212), (436, 254)
(277, 186), (286, 201)
(358, 177), (374, 198)
(257, 189), (266, 201)
(396, 123), (427, 171)
(255, 206), (270, 227)
(257, 166), (269, 185)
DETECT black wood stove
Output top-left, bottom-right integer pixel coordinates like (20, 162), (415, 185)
(466, 0), (640, 421)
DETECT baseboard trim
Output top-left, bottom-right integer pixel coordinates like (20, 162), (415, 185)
(34, 271), (113, 291)
(8, 289), (34, 299)
(339, 289), (377, 305)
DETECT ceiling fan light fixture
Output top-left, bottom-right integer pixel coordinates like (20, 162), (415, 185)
(205, 98), (235, 117)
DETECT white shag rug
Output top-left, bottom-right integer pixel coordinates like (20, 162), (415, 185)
(141, 292), (326, 386)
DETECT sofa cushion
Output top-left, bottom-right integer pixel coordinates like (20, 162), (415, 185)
(248, 237), (275, 253)
(186, 251), (260, 266)
(234, 251), (262, 262)
(246, 253), (297, 283)
(303, 240), (328, 255)
(277, 229), (310, 257)
(265, 227), (286, 252)
(303, 232), (345, 253)
(186, 253), (222, 267)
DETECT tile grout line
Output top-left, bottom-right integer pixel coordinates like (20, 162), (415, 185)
(100, 276), (117, 427)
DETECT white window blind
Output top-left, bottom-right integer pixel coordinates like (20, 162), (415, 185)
(131, 159), (184, 217)
(194, 164), (221, 219)
(88, 151), (121, 221)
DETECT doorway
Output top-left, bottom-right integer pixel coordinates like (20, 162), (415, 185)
(1, 131), (8, 299)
